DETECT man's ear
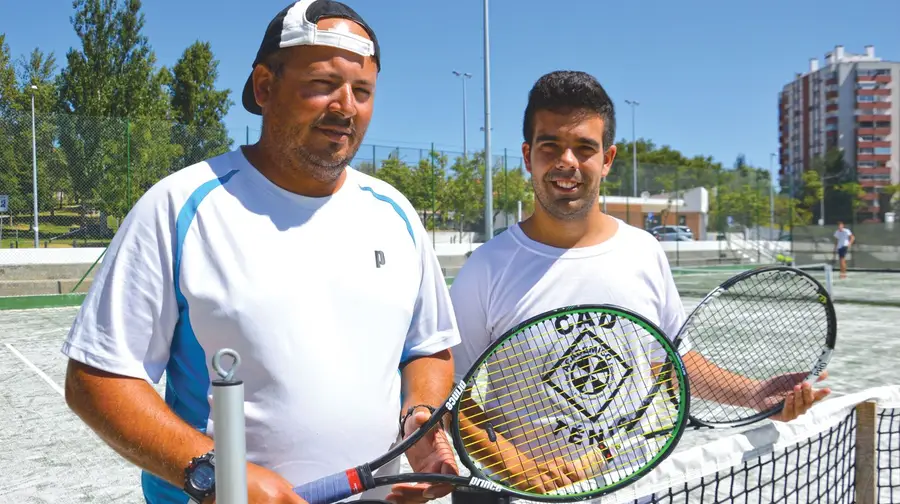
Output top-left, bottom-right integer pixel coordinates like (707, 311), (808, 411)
(601, 144), (618, 178)
(522, 142), (532, 174)
(252, 64), (277, 111)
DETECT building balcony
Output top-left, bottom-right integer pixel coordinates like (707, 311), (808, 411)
(857, 114), (892, 122)
(858, 128), (892, 136)
(857, 88), (892, 96)
(857, 101), (892, 110)
(858, 154), (892, 162)
(858, 167), (892, 175)
(858, 141), (892, 149)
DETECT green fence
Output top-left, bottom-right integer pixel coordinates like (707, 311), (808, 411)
(1, 110), (898, 306)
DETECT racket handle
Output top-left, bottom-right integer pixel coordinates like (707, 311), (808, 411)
(293, 466), (373, 504)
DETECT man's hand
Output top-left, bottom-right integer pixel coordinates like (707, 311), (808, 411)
(755, 371), (831, 422)
(208, 464), (306, 504)
(386, 408), (459, 504)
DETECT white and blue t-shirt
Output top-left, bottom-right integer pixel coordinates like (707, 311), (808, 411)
(61, 148), (461, 503)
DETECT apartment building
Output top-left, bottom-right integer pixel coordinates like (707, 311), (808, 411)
(778, 45), (900, 222)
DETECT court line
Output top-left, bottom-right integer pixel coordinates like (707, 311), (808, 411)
(4, 343), (65, 397)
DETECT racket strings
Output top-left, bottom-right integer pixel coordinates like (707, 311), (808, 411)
(462, 387), (682, 492)
(685, 270), (830, 423)
(456, 322), (658, 417)
(459, 360), (675, 435)
(455, 313), (685, 496)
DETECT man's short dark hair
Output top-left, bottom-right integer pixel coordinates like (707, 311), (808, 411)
(522, 70), (616, 149)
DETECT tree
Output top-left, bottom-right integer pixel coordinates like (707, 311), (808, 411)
(444, 154), (484, 239)
(492, 158), (533, 226)
(56, 0), (176, 224)
(169, 40), (234, 168)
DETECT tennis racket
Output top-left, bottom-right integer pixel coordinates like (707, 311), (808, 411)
(292, 304), (691, 504)
(661, 265), (837, 430)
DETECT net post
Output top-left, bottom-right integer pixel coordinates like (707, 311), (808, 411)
(823, 263), (834, 297)
(853, 400), (877, 504)
(212, 348), (249, 504)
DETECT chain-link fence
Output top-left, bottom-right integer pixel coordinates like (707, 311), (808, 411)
(0, 109), (232, 251)
(2, 110), (898, 298)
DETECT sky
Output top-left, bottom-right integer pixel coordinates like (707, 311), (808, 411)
(3, 0), (900, 174)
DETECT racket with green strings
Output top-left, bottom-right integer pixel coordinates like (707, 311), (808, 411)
(292, 304), (691, 504)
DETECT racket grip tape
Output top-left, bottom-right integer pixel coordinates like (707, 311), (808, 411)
(293, 465), (375, 504)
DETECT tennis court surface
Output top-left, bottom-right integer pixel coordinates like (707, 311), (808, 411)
(0, 295), (898, 503)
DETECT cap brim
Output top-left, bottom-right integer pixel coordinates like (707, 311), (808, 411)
(242, 72), (262, 116)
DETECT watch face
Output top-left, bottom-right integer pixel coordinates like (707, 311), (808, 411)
(190, 463), (215, 491)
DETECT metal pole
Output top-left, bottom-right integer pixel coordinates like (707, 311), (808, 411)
(769, 153), (775, 237)
(211, 349), (248, 504)
(452, 71), (472, 158)
(820, 170), (826, 226)
(789, 163), (795, 259)
(30, 85), (39, 248)
(431, 143), (436, 247)
(625, 100), (639, 197)
(482, 0), (493, 241)
(504, 148), (509, 228)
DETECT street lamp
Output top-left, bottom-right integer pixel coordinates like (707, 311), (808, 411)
(30, 84), (39, 248)
(452, 71), (472, 159)
(624, 100), (640, 197)
(482, 0), (493, 241)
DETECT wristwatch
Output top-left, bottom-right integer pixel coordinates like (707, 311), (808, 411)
(183, 450), (216, 503)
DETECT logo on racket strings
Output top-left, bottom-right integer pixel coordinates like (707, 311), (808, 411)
(543, 312), (634, 422)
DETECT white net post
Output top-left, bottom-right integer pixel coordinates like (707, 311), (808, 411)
(824, 263), (834, 297)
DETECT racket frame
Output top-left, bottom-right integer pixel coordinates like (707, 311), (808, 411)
(293, 304), (691, 504)
(671, 265), (838, 430)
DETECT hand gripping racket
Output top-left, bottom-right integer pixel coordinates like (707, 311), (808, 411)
(661, 265), (837, 430)
(292, 305), (691, 504)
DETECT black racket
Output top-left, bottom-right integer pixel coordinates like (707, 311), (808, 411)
(664, 265), (837, 430)
(292, 305), (691, 504)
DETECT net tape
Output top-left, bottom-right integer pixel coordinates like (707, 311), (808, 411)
(508, 385), (900, 504)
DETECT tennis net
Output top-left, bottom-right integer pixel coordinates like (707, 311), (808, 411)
(672, 264), (900, 307)
(571, 386), (900, 504)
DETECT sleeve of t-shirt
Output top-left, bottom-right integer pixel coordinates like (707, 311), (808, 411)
(657, 247), (691, 355)
(60, 185), (179, 384)
(448, 258), (492, 382)
(400, 218), (462, 363)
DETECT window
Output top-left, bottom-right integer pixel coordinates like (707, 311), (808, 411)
(859, 161), (876, 168)
(874, 147), (891, 155)
(858, 95), (876, 102)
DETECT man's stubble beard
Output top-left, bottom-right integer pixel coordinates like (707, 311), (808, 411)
(270, 121), (364, 184)
(532, 177), (601, 221)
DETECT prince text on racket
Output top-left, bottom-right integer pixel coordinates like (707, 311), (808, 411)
(447, 71), (833, 494)
(60, 2), (461, 503)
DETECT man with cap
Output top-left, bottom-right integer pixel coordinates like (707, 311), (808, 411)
(61, 1), (460, 503)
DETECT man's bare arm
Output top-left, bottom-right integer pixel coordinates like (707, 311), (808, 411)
(64, 359), (214, 489)
(400, 349), (455, 412)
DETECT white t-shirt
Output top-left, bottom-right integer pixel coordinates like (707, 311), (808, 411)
(449, 219), (688, 479)
(61, 149), (460, 503)
(834, 228), (853, 248)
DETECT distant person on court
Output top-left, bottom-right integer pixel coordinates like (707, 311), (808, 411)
(60, 1), (460, 503)
(833, 221), (854, 279)
(448, 71), (831, 492)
